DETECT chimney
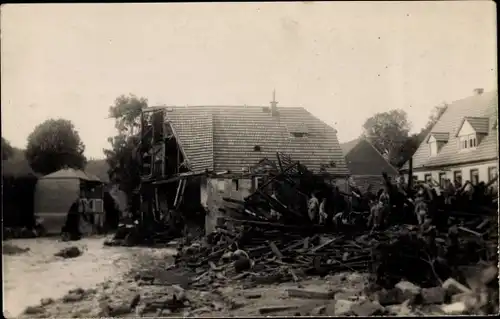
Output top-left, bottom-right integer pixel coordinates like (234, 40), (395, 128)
(473, 88), (484, 95)
(270, 90), (279, 116)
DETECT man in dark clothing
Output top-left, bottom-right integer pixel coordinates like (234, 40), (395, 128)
(62, 190), (86, 240)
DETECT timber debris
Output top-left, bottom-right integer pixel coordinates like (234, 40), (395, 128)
(171, 154), (498, 315)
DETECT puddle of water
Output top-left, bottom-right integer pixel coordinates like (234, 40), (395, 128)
(2, 236), (176, 317)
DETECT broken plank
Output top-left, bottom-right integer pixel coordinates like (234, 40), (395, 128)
(442, 278), (472, 294)
(270, 259), (305, 268)
(303, 237), (310, 249)
(288, 268), (299, 282)
(268, 241), (284, 259)
(223, 197), (246, 205)
(310, 238), (338, 253)
(208, 261), (223, 271)
(476, 219), (490, 230)
(458, 226), (482, 237)
(258, 305), (300, 315)
(221, 217), (322, 231)
(282, 239), (309, 253)
(286, 288), (336, 300)
(197, 246), (230, 265)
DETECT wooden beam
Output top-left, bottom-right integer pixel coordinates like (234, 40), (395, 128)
(166, 121), (192, 171)
(244, 162), (299, 201)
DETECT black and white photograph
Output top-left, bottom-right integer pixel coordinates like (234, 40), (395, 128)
(1, 2), (498, 317)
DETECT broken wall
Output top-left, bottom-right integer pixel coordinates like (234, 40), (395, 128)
(202, 177), (252, 234)
(350, 175), (388, 193)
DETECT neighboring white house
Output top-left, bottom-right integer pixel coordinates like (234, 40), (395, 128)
(401, 89), (498, 186)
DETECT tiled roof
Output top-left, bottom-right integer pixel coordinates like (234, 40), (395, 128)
(165, 108), (214, 173)
(42, 168), (102, 182)
(340, 138), (361, 156)
(456, 116), (490, 136)
(403, 90), (498, 170)
(340, 138), (398, 176)
(164, 106), (350, 176)
(426, 132), (449, 143)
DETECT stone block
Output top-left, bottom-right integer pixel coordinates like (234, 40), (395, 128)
(351, 300), (384, 316)
(421, 287), (445, 304)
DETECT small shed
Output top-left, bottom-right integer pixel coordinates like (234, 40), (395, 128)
(34, 168), (104, 234)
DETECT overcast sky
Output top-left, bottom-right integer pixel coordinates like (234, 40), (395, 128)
(1, 2), (497, 159)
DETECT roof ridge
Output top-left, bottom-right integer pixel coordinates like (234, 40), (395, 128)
(445, 90), (498, 107)
(151, 105), (307, 109)
(465, 115), (490, 119)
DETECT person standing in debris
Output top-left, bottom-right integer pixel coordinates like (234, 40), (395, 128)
(462, 181), (474, 202)
(442, 178), (456, 206)
(322, 188), (335, 228)
(370, 187), (390, 230)
(414, 188), (429, 226)
(308, 192), (320, 224)
(319, 197), (328, 225)
(379, 187), (390, 207)
(270, 190), (282, 220)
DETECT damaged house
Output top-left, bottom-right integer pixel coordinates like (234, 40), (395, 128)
(138, 100), (350, 234)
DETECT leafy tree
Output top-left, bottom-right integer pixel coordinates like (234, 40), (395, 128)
(104, 94), (148, 196)
(393, 133), (421, 168)
(362, 109), (411, 166)
(382, 103), (449, 168)
(2, 137), (14, 160)
(418, 103), (448, 141)
(25, 119), (87, 175)
(108, 94), (147, 136)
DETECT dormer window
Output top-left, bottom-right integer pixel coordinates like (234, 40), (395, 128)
(456, 116), (489, 151)
(287, 123), (309, 138)
(291, 132), (307, 138)
(427, 132), (449, 157)
(459, 134), (477, 150)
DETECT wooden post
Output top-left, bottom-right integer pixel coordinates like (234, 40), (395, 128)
(408, 157), (413, 191)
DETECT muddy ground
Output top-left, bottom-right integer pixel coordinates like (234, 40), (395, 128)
(4, 236), (460, 318)
(2, 237), (177, 318)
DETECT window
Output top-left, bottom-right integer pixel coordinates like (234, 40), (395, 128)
(253, 145), (261, 152)
(429, 142), (438, 156)
(453, 171), (462, 185)
(216, 179), (226, 192)
(469, 136), (477, 148)
(439, 172), (447, 187)
(424, 174), (432, 184)
(459, 134), (478, 150)
(470, 169), (479, 186)
(488, 167), (498, 183)
(232, 179), (239, 191)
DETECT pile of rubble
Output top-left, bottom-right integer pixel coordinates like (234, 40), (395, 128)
(171, 216), (498, 314)
(170, 154), (498, 315)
